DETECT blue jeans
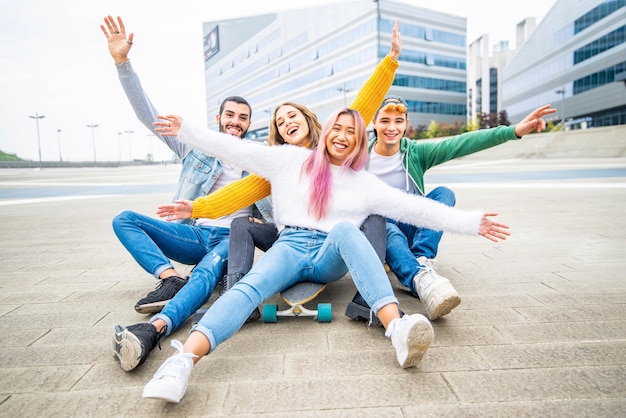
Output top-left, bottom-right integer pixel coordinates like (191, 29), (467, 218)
(192, 222), (398, 352)
(385, 187), (455, 297)
(112, 210), (229, 333)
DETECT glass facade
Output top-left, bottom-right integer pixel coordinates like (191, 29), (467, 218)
(203, 1), (467, 137)
(502, 0), (626, 127)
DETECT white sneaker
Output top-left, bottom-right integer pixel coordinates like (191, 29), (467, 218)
(142, 340), (197, 403)
(385, 314), (434, 368)
(413, 257), (461, 320)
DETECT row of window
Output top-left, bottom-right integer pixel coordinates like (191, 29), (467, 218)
(573, 60), (626, 94)
(379, 18), (465, 47)
(394, 74), (466, 93)
(574, 0), (625, 35)
(574, 25), (625, 64)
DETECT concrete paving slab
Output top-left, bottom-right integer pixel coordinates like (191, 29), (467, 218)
(0, 157), (624, 416)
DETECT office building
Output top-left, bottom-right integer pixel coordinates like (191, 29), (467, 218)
(201, 0), (467, 139)
(502, 0), (626, 127)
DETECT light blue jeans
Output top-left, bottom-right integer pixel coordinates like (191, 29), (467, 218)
(385, 186), (456, 297)
(112, 210), (229, 333)
(192, 222), (398, 352)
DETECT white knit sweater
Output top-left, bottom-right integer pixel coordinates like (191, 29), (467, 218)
(179, 122), (482, 235)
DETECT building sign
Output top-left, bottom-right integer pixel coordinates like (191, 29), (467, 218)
(204, 25), (220, 62)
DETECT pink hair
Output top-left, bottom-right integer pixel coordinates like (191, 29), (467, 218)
(301, 108), (369, 219)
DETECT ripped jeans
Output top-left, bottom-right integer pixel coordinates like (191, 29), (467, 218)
(112, 210), (229, 334)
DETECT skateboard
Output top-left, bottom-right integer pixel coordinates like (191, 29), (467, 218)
(262, 281), (332, 323)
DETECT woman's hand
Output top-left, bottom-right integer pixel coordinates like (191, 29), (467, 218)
(478, 212), (510, 242)
(154, 114), (183, 137)
(156, 200), (193, 221)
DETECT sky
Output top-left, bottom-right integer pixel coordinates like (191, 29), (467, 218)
(0, 0), (556, 162)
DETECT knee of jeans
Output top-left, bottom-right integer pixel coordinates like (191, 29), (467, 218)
(332, 221), (359, 237)
(111, 210), (134, 230)
(431, 186), (456, 207)
(230, 216), (251, 231)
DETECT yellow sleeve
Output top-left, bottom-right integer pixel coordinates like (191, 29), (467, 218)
(349, 55), (399, 124)
(191, 174), (271, 219)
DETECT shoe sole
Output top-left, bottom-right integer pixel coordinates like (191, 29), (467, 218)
(345, 301), (383, 327)
(135, 300), (170, 314)
(399, 317), (434, 368)
(143, 382), (184, 403)
(425, 283), (461, 320)
(112, 325), (144, 371)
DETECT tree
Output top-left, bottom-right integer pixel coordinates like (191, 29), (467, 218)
(498, 110), (511, 126)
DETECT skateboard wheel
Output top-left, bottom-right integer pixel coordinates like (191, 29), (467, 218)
(317, 303), (332, 322)
(263, 304), (278, 323)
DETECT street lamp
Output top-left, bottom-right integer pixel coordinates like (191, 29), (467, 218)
(337, 82), (353, 107)
(147, 133), (154, 161)
(87, 122), (98, 166)
(28, 112), (45, 168)
(125, 130), (134, 163)
(57, 129), (63, 162)
(555, 88), (566, 127)
(117, 132), (122, 163)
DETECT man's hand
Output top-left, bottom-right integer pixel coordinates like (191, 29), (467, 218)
(100, 15), (134, 65)
(514, 104), (557, 137)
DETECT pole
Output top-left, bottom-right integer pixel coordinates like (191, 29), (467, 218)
(87, 123), (98, 166)
(28, 113), (45, 168)
(125, 130), (134, 163)
(117, 132), (122, 163)
(555, 88), (566, 127)
(56, 129), (63, 162)
(337, 83), (353, 107)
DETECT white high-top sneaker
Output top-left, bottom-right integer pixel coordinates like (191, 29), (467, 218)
(413, 256), (461, 320)
(385, 313), (434, 368)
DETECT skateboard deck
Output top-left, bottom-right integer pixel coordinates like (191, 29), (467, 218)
(263, 281), (332, 322)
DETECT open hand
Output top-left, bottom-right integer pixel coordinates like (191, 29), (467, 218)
(154, 114), (183, 137)
(100, 15), (134, 64)
(478, 212), (510, 242)
(156, 200), (193, 221)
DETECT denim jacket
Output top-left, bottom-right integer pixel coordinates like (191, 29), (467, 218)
(117, 61), (273, 224)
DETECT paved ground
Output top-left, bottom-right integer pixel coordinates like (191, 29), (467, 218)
(0, 158), (625, 417)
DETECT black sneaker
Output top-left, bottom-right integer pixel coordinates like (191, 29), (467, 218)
(191, 273), (260, 325)
(135, 276), (188, 314)
(112, 323), (165, 371)
(345, 291), (404, 327)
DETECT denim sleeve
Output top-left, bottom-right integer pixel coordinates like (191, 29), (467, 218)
(116, 61), (191, 160)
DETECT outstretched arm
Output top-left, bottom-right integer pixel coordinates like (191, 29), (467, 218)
(514, 104), (557, 137)
(101, 15), (134, 65)
(350, 19), (401, 123)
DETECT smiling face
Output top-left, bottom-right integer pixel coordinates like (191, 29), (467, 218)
(216, 101), (251, 138)
(274, 105), (311, 147)
(326, 113), (357, 166)
(372, 105), (408, 156)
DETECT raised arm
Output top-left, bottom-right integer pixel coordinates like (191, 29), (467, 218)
(350, 19), (401, 123)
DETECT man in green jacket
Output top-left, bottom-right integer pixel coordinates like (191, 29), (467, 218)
(346, 96), (555, 323)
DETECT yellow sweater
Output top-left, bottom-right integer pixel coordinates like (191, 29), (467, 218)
(191, 55), (399, 219)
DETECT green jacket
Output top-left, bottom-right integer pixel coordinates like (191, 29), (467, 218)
(367, 125), (520, 195)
